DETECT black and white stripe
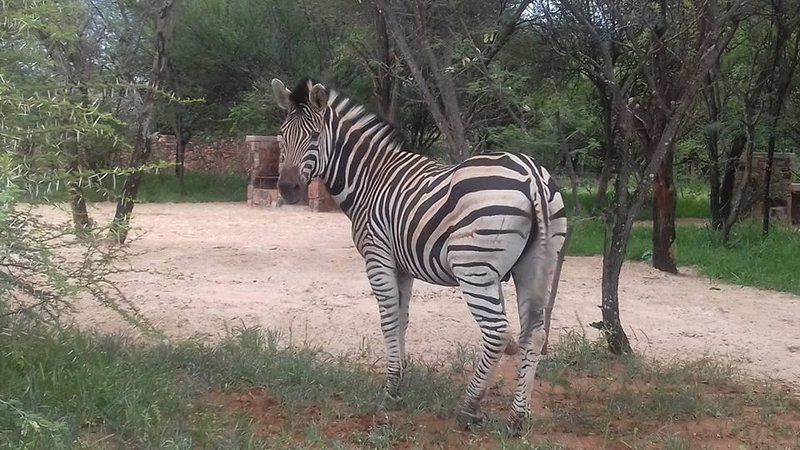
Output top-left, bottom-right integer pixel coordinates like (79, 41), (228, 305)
(272, 78), (567, 434)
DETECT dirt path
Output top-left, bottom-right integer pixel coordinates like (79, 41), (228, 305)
(59, 203), (800, 387)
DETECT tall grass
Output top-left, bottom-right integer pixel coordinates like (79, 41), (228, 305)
(567, 219), (800, 295)
(0, 323), (254, 448)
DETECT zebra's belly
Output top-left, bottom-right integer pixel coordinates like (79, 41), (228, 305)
(399, 261), (459, 287)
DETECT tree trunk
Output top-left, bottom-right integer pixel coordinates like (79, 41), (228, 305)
(723, 121), (757, 242)
(66, 87), (93, 232)
(542, 231), (569, 355)
(600, 222), (632, 355)
(374, 7), (399, 125)
(173, 109), (187, 195)
(593, 89), (615, 214)
(65, 135), (92, 231)
(110, 0), (178, 244)
(703, 73), (723, 229)
(68, 181), (91, 231)
(111, 139), (152, 243)
(762, 124), (779, 234)
(596, 159), (633, 355)
(652, 146), (678, 273)
(555, 111), (580, 213)
(719, 133), (746, 222)
(724, 67), (765, 243)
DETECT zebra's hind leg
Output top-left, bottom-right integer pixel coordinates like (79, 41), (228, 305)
(366, 265), (405, 410)
(452, 267), (511, 430)
(507, 234), (552, 436)
(397, 272), (414, 369)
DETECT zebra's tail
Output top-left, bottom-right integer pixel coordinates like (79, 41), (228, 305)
(542, 187), (568, 355)
(504, 165), (568, 357)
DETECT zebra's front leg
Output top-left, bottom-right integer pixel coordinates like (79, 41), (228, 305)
(366, 265), (405, 410)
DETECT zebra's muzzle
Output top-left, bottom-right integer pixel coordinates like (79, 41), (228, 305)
(277, 165), (307, 205)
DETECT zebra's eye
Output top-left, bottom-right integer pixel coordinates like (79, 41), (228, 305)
(310, 131), (320, 140)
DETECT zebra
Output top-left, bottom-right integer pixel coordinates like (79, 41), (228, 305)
(271, 78), (567, 435)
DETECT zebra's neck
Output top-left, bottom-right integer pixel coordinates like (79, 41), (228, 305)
(317, 92), (416, 216)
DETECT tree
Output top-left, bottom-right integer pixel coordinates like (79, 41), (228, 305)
(28, 1), (104, 231)
(701, 2), (800, 240)
(759, 0), (800, 234)
(108, 0), (180, 244)
(170, 0), (342, 138)
(702, 13), (765, 240)
(373, 0), (533, 161)
(540, 0), (743, 353)
(0, 1), (145, 324)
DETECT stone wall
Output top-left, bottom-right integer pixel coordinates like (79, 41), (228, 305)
(738, 152), (796, 223)
(150, 134), (249, 175)
(151, 133), (339, 212)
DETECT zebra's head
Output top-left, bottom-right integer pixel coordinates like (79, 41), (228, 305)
(271, 78), (329, 204)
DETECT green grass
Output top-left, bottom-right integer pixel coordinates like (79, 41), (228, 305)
(2, 319), (798, 449)
(0, 321), (459, 449)
(567, 219), (800, 296)
(135, 172), (247, 203)
(536, 330), (800, 447)
(561, 184), (710, 219)
(26, 171), (247, 204)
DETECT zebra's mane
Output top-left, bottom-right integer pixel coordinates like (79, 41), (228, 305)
(289, 78), (407, 152)
(327, 90), (406, 152)
(289, 78), (316, 106)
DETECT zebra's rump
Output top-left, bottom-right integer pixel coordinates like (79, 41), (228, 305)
(378, 152), (551, 287)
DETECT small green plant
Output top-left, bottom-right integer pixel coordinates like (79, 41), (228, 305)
(0, 399), (70, 450)
(662, 434), (691, 450)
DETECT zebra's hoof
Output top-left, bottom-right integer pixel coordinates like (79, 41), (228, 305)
(379, 392), (402, 411)
(504, 338), (519, 355)
(456, 409), (487, 431)
(505, 412), (528, 437)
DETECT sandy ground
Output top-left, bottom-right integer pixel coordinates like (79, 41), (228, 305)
(57, 202), (800, 387)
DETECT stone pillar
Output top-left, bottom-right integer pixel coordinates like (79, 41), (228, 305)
(308, 178), (338, 212)
(246, 135), (282, 207)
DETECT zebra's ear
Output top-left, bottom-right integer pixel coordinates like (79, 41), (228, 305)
(271, 78), (292, 110)
(309, 83), (329, 112)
